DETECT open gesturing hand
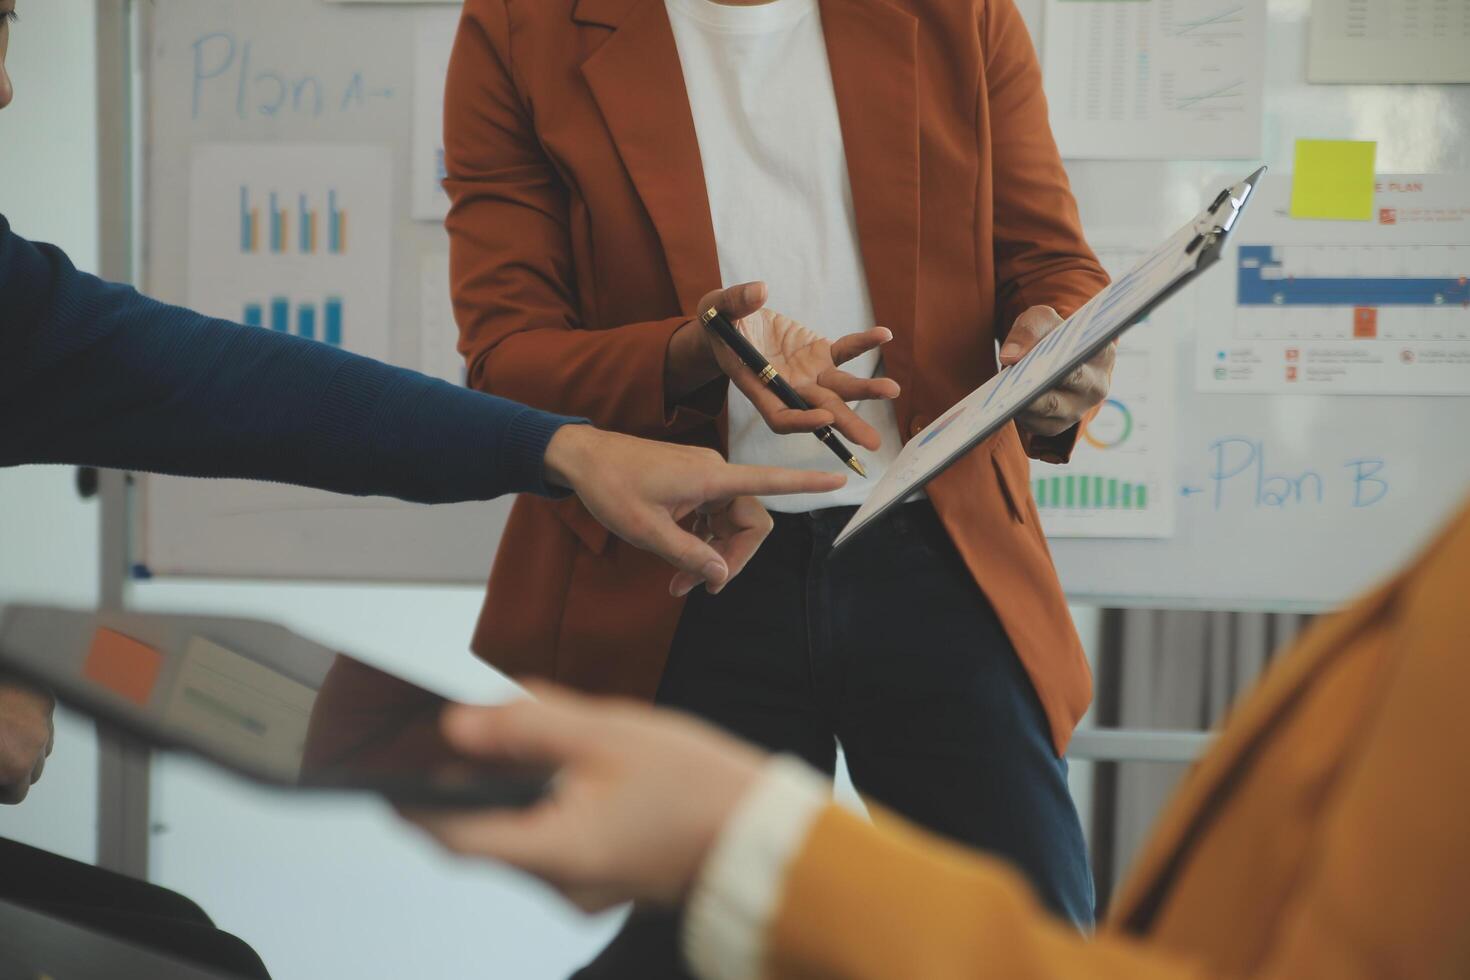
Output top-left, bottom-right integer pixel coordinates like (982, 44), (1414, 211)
(699, 282), (901, 451)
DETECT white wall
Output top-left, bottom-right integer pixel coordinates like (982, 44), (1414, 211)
(0, 0), (102, 866)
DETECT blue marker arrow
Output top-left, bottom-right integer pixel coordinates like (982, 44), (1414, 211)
(1180, 486), (1204, 497)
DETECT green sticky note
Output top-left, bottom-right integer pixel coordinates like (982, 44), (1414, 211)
(1290, 140), (1376, 221)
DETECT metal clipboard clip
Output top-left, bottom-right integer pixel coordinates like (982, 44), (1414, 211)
(1186, 165), (1268, 260)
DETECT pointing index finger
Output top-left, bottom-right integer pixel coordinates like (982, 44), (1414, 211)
(710, 464), (846, 499)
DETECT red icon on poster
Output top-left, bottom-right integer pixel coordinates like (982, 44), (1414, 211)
(1353, 307), (1378, 338)
(1379, 208), (1397, 225)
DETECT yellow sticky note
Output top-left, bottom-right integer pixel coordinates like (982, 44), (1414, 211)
(1290, 140), (1376, 221)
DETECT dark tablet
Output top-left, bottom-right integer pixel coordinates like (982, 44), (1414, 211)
(0, 604), (550, 808)
(0, 897), (237, 980)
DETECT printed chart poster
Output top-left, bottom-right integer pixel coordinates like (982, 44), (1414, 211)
(1196, 174), (1470, 395)
(1029, 245), (1177, 539)
(412, 12), (460, 221)
(188, 144), (393, 363)
(1041, 0), (1266, 159)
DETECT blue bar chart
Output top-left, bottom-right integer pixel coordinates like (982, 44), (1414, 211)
(239, 187), (258, 254)
(328, 191), (346, 254)
(1232, 242), (1470, 343)
(1238, 244), (1470, 308)
(268, 193), (287, 254)
(298, 195), (316, 254)
(297, 304), (316, 342)
(324, 299), (343, 347)
(241, 297), (345, 348)
(270, 298), (290, 333)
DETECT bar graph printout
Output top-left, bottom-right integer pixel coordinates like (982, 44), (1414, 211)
(1196, 174), (1470, 395)
(188, 144), (393, 361)
(1040, 0), (1266, 159)
(1029, 245), (1178, 538)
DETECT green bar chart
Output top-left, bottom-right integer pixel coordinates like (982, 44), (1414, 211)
(1033, 474), (1150, 510)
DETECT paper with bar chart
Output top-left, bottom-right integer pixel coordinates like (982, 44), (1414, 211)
(1029, 245), (1177, 538)
(187, 144), (392, 362)
(1197, 174), (1470, 395)
(1040, 0), (1265, 159)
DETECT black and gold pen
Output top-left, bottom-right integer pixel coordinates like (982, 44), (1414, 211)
(700, 307), (867, 478)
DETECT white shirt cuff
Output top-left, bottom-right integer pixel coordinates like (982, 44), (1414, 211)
(683, 755), (830, 980)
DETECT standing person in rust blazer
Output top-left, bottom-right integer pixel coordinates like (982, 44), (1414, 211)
(444, 0), (1111, 967)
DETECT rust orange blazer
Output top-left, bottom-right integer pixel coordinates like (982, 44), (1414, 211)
(444, 0), (1109, 752)
(764, 499), (1470, 978)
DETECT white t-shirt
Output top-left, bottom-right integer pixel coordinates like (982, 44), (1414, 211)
(666, 0), (906, 512)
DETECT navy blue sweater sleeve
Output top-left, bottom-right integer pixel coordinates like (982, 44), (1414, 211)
(0, 216), (583, 503)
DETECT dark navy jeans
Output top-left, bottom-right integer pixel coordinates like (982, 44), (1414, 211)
(575, 500), (1093, 978)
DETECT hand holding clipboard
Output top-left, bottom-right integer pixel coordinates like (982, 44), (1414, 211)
(831, 167), (1267, 552)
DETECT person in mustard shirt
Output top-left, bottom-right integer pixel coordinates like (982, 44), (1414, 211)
(407, 495), (1470, 979)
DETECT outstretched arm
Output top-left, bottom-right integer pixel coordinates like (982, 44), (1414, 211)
(0, 217), (844, 592)
(0, 216), (573, 503)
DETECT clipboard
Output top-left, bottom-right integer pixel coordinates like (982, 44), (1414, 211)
(832, 166), (1266, 554)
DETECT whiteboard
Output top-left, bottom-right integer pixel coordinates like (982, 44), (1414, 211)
(1041, 0), (1470, 610)
(133, 0), (507, 583)
(134, 0), (1470, 609)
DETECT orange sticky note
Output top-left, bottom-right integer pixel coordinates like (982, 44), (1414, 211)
(83, 628), (164, 707)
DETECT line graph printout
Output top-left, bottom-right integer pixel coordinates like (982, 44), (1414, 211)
(1041, 0), (1266, 159)
(1030, 245), (1177, 538)
(188, 144), (393, 362)
(1308, 0), (1470, 83)
(1196, 174), (1470, 395)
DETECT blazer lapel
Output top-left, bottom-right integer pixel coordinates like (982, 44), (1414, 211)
(1107, 575), (1403, 930)
(818, 0), (920, 413)
(577, 0), (722, 314)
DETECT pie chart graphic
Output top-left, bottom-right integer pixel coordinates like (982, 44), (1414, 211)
(1080, 398), (1133, 450)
